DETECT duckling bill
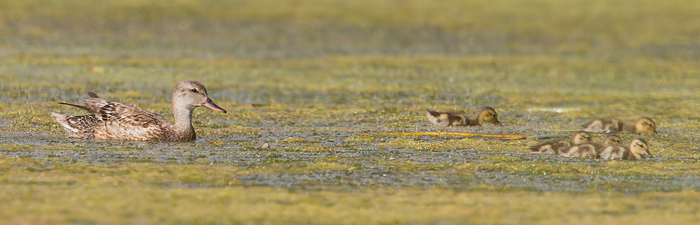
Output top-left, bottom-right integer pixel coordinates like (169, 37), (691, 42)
(426, 106), (502, 127)
(51, 80), (227, 142)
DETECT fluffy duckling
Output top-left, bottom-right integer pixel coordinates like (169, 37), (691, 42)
(559, 134), (623, 159)
(582, 117), (657, 134)
(426, 107), (502, 127)
(599, 138), (653, 160)
(529, 131), (591, 154)
(598, 134), (624, 149)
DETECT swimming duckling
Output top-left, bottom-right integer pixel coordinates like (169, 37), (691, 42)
(426, 107), (502, 127)
(559, 134), (623, 159)
(51, 80), (227, 141)
(529, 131), (591, 154)
(598, 134), (624, 149)
(599, 138), (653, 160)
(582, 117), (657, 134)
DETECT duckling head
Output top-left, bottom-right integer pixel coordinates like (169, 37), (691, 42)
(571, 131), (591, 145)
(635, 117), (657, 134)
(172, 80), (227, 113)
(629, 138), (653, 158)
(478, 106), (502, 126)
(603, 134), (623, 146)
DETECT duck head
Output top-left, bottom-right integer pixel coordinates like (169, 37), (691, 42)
(172, 80), (227, 113)
(478, 106), (502, 126)
(602, 134), (623, 146)
(572, 131), (592, 145)
(635, 117), (657, 134)
(629, 138), (653, 158)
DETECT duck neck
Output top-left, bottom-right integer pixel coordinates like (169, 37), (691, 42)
(621, 123), (636, 133)
(628, 151), (642, 160)
(172, 105), (196, 140)
(474, 114), (484, 126)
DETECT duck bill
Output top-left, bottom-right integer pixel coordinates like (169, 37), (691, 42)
(202, 98), (227, 113)
(645, 150), (654, 158)
(494, 120), (503, 126)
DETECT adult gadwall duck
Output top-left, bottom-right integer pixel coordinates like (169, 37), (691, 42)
(426, 106), (502, 127)
(582, 117), (657, 134)
(529, 131), (591, 155)
(599, 138), (653, 160)
(51, 80), (227, 141)
(559, 134), (623, 159)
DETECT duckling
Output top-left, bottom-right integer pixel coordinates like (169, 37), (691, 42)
(426, 106), (502, 126)
(529, 131), (591, 154)
(582, 117), (657, 134)
(51, 80), (227, 141)
(598, 134), (624, 149)
(599, 138), (653, 160)
(559, 134), (623, 158)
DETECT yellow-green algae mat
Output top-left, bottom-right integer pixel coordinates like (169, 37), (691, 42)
(3, 0), (700, 224)
(2, 155), (700, 224)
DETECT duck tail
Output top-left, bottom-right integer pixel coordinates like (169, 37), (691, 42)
(51, 112), (79, 134)
(50, 112), (67, 124)
(426, 109), (441, 117)
(87, 92), (100, 98)
(57, 102), (90, 111)
(426, 109), (447, 126)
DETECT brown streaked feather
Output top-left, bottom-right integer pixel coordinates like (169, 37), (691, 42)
(87, 99), (173, 140)
(57, 102), (90, 111)
(51, 80), (226, 142)
(54, 92), (173, 141)
(51, 112), (97, 139)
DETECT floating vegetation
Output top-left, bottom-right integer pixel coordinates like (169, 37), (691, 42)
(2, 0), (700, 224)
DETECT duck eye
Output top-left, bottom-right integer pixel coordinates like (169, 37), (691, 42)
(191, 88), (198, 93)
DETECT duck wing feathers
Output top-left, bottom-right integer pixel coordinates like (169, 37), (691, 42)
(79, 97), (173, 140)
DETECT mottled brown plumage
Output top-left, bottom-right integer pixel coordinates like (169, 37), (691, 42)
(529, 131), (591, 154)
(426, 107), (502, 127)
(582, 117), (657, 134)
(599, 138), (653, 160)
(51, 80), (227, 141)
